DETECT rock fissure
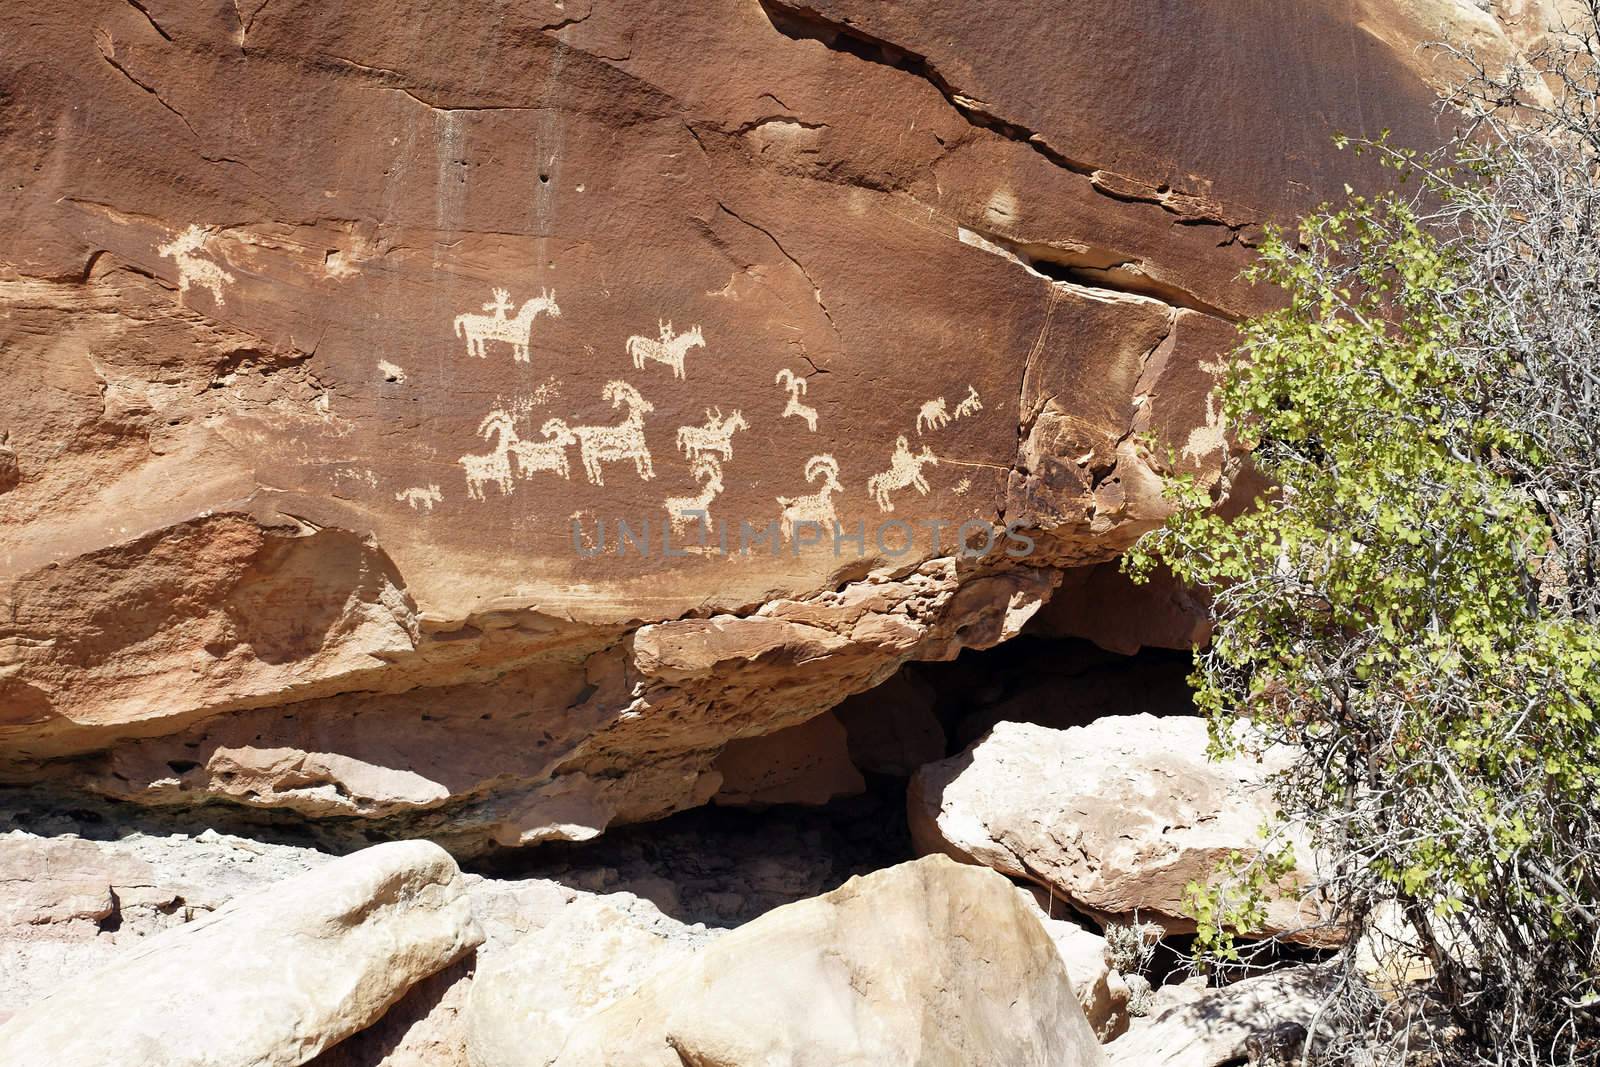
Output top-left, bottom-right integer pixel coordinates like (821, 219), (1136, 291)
(757, 0), (1253, 233)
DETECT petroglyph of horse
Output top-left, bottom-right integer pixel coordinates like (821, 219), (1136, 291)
(954, 385), (983, 420)
(778, 454), (843, 541)
(156, 225), (235, 307)
(454, 288), (561, 362)
(459, 410), (519, 500)
(916, 397), (951, 435)
(511, 419), (577, 480)
(775, 368), (818, 432)
(395, 484), (442, 510)
(573, 380), (656, 487)
(867, 435), (937, 512)
(626, 321), (704, 379)
(676, 408), (748, 461)
(664, 455), (725, 536)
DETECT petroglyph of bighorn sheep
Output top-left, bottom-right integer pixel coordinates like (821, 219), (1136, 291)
(459, 410), (520, 501)
(867, 435), (937, 512)
(954, 385), (983, 419)
(664, 455), (725, 536)
(511, 419), (577, 480)
(626, 321), (704, 379)
(916, 397), (951, 435)
(778, 454), (843, 541)
(573, 380), (656, 487)
(156, 226), (235, 307)
(775, 368), (818, 432)
(395, 484), (442, 510)
(676, 408), (748, 462)
(454, 288), (561, 362)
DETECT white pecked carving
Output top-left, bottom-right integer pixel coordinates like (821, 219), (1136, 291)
(867, 435), (937, 512)
(775, 368), (818, 432)
(453, 288), (561, 362)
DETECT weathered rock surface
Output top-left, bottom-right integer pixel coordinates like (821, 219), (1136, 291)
(466, 893), (717, 1067)
(549, 854), (1105, 1066)
(711, 708), (865, 806)
(1026, 896), (1131, 1042)
(0, 839), (481, 1066)
(1105, 967), (1331, 1067)
(832, 667), (947, 775)
(0, 828), (330, 1023)
(909, 716), (1325, 940)
(0, 0), (1542, 843)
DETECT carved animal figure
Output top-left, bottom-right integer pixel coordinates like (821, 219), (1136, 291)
(395, 484), (443, 511)
(867, 435), (937, 512)
(454, 288), (561, 362)
(916, 397), (951, 435)
(775, 368), (818, 432)
(676, 408), (748, 461)
(954, 385), (983, 420)
(778, 454), (843, 541)
(156, 225), (235, 306)
(511, 418), (576, 480)
(459, 410), (519, 500)
(572, 380), (656, 487)
(626, 321), (704, 379)
(664, 455), (725, 536)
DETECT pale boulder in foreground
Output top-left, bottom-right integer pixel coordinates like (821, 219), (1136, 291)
(910, 716), (1324, 941)
(552, 855), (1107, 1066)
(0, 840), (482, 1067)
(465, 893), (713, 1067)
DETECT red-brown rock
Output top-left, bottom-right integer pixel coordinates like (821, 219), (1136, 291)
(0, 0), (1543, 844)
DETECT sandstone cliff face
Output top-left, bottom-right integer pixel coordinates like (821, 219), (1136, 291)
(0, 0), (1544, 846)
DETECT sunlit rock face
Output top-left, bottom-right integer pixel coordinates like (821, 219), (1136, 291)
(0, 0), (1537, 848)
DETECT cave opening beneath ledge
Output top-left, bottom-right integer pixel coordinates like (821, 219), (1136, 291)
(474, 632), (1198, 931)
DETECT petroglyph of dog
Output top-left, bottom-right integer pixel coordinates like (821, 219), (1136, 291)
(395, 484), (443, 510)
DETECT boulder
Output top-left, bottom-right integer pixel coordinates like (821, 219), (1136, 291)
(1105, 967), (1330, 1067)
(552, 855), (1106, 1066)
(465, 893), (716, 1067)
(909, 716), (1325, 941)
(1025, 896), (1131, 1041)
(0, 840), (482, 1067)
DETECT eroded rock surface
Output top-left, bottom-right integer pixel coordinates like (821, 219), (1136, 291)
(465, 894), (717, 1067)
(0, 0), (1549, 842)
(0, 840), (481, 1067)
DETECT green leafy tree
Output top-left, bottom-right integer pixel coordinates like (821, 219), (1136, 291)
(1129, 5), (1600, 1062)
